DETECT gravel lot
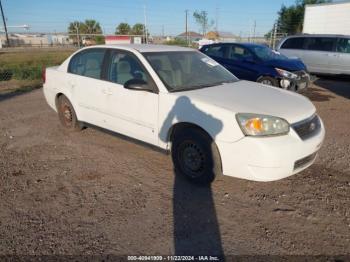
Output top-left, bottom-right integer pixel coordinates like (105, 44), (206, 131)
(0, 78), (349, 257)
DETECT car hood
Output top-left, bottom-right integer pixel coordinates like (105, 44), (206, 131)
(174, 80), (315, 124)
(264, 58), (306, 72)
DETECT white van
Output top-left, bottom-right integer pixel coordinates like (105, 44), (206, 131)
(277, 34), (350, 75)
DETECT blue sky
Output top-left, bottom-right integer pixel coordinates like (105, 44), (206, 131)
(1, 0), (297, 36)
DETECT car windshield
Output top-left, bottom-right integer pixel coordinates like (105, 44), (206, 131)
(249, 45), (288, 61)
(142, 51), (238, 92)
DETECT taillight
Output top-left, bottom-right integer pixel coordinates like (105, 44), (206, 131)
(42, 67), (46, 83)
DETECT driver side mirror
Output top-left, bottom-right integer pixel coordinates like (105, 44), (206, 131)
(124, 79), (153, 92)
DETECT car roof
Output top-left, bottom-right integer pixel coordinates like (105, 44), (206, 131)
(283, 34), (350, 39)
(204, 42), (267, 48)
(236, 42), (267, 48)
(100, 44), (194, 53)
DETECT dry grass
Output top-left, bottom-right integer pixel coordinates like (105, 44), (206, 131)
(0, 49), (76, 94)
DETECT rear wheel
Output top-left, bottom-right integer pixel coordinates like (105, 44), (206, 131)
(257, 76), (279, 87)
(57, 95), (83, 131)
(171, 127), (221, 185)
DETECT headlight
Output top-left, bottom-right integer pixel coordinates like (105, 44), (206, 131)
(236, 113), (290, 136)
(275, 68), (298, 79)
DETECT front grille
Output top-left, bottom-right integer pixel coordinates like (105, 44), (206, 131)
(292, 114), (321, 140)
(294, 152), (317, 170)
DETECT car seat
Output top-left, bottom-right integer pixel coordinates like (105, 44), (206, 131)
(84, 59), (100, 79)
(117, 60), (133, 85)
(151, 59), (177, 87)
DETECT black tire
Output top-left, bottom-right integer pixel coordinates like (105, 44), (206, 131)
(257, 76), (279, 87)
(171, 127), (221, 185)
(57, 95), (83, 131)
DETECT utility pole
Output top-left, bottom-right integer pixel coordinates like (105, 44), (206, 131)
(185, 10), (189, 46)
(143, 5), (148, 44)
(75, 23), (80, 49)
(215, 6), (219, 33)
(272, 22), (278, 49)
(162, 24), (164, 38)
(252, 20), (256, 43)
(248, 20), (252, 43)
(0, 0), (10, 47)
(270, 23), (275, 48)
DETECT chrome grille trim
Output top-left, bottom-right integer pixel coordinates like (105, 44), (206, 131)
(292, 114), (321, 140)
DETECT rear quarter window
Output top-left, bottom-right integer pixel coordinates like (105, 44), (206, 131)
(68, 49), (106, 79)
(336, 38), (350, 53)
(280, 37), (305, 49)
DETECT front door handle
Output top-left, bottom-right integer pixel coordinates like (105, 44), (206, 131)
(102, 88), (112, 95)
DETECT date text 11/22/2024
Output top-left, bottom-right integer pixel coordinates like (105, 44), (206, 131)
(127, 255), (220, 261)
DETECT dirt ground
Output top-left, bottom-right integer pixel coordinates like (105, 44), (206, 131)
(0, 77), (349, 257)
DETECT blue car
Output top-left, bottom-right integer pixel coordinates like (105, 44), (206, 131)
(200, 43), (310, 92)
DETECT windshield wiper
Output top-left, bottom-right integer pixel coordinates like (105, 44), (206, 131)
(171, 80), (237, 92)
(172, 83), (217, 92)
(219, 80), (237, 84)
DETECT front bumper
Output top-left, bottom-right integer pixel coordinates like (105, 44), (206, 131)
(279, 71), (310, 92)
(216, 117), (325, 182)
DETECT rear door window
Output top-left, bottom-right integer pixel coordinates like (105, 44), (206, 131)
(203, 45), (226, 58)
(228, 45), (254, 61)
(68, 49), (106, 79)
(305, 37), (337, 52)
(336, 38), (350, 53)
(280, 37), (305, 49)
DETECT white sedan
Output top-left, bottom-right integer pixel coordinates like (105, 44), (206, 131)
(43, 44), (325, 184)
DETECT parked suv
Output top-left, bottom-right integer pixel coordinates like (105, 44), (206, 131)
(277, 34), (350, 75)
(200, 43), (310, 92)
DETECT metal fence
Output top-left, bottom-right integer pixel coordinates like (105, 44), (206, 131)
(0, 33), (149, 49)
(0, 32), (288, 48)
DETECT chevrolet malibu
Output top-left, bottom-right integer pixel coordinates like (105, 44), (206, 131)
(43, 44), (325, 184)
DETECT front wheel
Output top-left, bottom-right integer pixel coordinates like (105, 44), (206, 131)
(171, 128), (222, 185)
(257, 76), (279, 87)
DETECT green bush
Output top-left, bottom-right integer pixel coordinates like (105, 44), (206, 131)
(95, 35), (105, 45)
(0, 65), (43, 81)
(165, 38), (188, 47)
(13, 66), (43, 80)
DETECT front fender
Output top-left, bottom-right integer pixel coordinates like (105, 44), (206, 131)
(158, 93), (244, 149)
